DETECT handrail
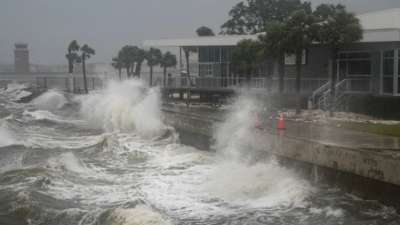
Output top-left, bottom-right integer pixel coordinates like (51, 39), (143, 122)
(309, 81), (330, 103)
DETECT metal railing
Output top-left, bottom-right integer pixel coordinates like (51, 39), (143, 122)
(317, 78), (372, 110)
(0, 74), (108, 93)
(35, 76), (106, 93)
(309, 81), (331, 107)
(161, 77), (269, 90)
(160, 76), (328, 94)
(270, 77), (328, 94)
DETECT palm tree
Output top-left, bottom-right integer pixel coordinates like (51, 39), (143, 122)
(160, 52), (177, 86)
(146, 48), (162, 86)
(284, 8), (315, 114)
(80, 44), (95, 94)
(66, 40), (80, 73)
(119, 45), (138, 78)
(313, 4), (363, 116)
(231, 39), (263, 81)
(134, 48), (146, 78)
(196, 26), (215, 36)
(259, 22), (290, 93)
(182, 46), (197, 84)
(112, 55), (123, 80)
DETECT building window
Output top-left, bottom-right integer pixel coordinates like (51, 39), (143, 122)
(199, 63), (214, 77)
(339, 51), (371, 76)
(382, 50), (394, 94)
(284, 50), (307, 65)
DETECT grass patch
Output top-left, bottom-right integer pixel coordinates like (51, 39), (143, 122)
(334, 121), (400, 137)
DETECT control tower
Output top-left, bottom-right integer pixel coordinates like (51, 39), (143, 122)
(14, 43), (30, 73)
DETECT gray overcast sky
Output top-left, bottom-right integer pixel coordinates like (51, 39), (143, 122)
(1, 0), (400, 65)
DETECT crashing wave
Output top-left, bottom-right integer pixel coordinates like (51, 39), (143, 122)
(78, 80), (166, 137)
(104, 205), (171, 225)
(32, 89), (67, 111)
(0, 83), (33, 102)
(22, 110), (82, 125)
(0, 121), (17, 147)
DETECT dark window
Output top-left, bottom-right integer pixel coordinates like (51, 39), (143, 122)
(348, 61), (371, 75)
(384, 58), (394, 75)
(339, 51), (371, 76)
(383, 78), (394, 93)
(199, 48), (209, 62)
(385, 51), (395, 58)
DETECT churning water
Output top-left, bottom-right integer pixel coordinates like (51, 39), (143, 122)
(0, 80), (398, 225)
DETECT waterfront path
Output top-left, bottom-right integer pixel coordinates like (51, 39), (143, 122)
(163, 103), (400, 153)
(267, 120), (400, 152)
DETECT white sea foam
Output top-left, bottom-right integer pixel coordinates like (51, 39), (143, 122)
(106, 206), (171, 225)
(209, 95), (311, 207)
(203, 160), (310, 207)
(213, 95), (260, 159)
(309, 206), (344, 217)
(0, 83), (32, 101)
(79, 79), (165, 136)
(0, 122), (16, 147)
(47, 152), (90, 174)
(32, 90), (67, 111)
(22, 110), (82, 124)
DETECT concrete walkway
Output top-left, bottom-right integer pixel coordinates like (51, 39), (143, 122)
(268, 120), (400, 152)
(163, 103), (400, 152)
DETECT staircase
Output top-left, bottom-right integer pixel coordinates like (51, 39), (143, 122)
(316, 79), (350, 111)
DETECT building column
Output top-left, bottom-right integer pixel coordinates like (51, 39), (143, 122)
(179, 47), (183, 72)
(394, 49), (399, 95)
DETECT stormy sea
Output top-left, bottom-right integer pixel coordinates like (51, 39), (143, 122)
(0, 80), (399, 225)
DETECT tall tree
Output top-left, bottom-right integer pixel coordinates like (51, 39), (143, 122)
(284, 6), (315, 114)
(160, 52), (177, 86)
(313, 4), (363, 116)
(221, 0), (305, 34)
(231, 39), (263, 81)
(112, 54), (123, 80)
(182, 46), (198, 85)
(259, 22), (290, 93)
(196, 26), (215, 36)
(146, 48), (162, 86)
(66, 40), (80, 73)
(80, 44), (95, 94)
(119, 45), (138, 78)
(134, 48), (146, 78)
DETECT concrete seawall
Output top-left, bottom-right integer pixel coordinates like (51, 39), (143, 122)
(162, 104), (400, 209)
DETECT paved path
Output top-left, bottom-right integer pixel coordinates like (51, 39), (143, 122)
(269, 120), (400, 151)
(163, 103), (400, 152)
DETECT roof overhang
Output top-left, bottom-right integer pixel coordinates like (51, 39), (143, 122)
(361, 29), (400, 42)
(143, 34), (259, 47)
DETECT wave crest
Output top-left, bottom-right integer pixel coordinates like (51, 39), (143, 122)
(79, 80), (165, 137)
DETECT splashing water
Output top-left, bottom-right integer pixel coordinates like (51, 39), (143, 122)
(78, 79), (165, 136)
(105, 206), (172, 225)
(206, 95), (311, 207)
(213, 95), (260, 159)
(0, 80), (398, 225)
(32, 89), (67, 111)
(0, 121), (16, 147)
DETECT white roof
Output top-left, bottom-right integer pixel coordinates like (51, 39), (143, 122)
(358, 8), (400, 30)
(143, 9), (400, 47)
(356, 8), (400, 42)
(143, 34), (259, 47)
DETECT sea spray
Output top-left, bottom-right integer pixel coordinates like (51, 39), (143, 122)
(213, 95), (261, 160)
(78, 79), (165, 136)
(0, 83), (32, 102)
(0, 121), (16, 147)
(32, 89), (68, 111)
(205, 95), (312, 207)
(104, 206), (172, 225)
